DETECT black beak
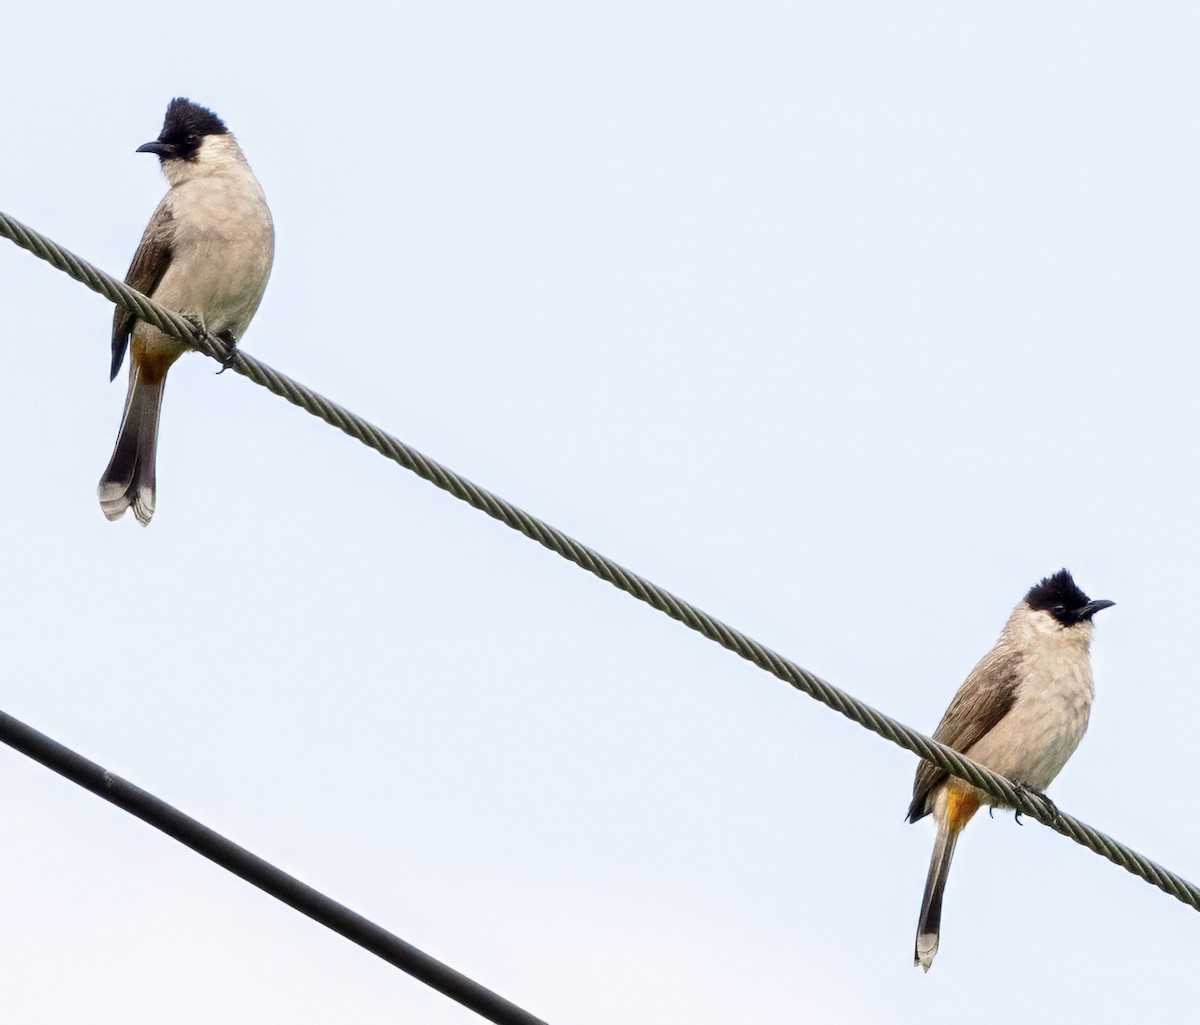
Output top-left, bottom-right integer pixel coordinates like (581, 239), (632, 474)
(136, 140), (177, 157)
(1082, 599), (1116, 619)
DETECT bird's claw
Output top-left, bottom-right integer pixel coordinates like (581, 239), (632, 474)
(1014, 783), (1060, 826)
(215, 330), (239, 374)
(182, 312), (207, 338)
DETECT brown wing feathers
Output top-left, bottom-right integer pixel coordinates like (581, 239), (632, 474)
(906, 650), (1023, 822)
(110, 206), (175, 380)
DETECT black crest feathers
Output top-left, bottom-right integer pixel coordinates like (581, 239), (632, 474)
(1024, 569), (1089, 613)
(154, 98), (229, 158)
(1024, 568), (1115, 627)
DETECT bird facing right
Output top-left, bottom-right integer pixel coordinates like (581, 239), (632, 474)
(906, 568), (1114, 972)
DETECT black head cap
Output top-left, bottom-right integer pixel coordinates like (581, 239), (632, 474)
(1024, 569), (1115, 626)
(136, 97), (228, 161)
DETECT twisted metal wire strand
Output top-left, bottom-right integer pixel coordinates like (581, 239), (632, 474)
(3, 209), (1197, 913)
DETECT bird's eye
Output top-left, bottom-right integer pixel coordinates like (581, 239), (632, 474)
(1052, 605), (1066, 616)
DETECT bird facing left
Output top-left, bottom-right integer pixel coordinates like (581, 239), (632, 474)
(98, 96), (275, 525)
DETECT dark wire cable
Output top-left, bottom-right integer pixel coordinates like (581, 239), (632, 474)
(0, 711), (548, 1025)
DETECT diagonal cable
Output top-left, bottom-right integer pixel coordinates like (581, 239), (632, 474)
(2, 209), (1197, 915)
(0, 710), (546, 1025)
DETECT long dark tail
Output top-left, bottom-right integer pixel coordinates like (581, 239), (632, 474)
(98, 363), (165, 526)
(914, 818), (961, 972)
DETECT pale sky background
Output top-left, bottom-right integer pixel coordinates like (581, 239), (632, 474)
(2, 3), (1198, 1022)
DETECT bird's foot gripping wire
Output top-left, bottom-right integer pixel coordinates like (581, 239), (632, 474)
(180, 315), (238, 372)
(1013, 783), (1060, 827)
(215, 329), (239, 373)
(182, 312), (208, 338)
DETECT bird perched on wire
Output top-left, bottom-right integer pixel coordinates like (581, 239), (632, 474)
(907, 568), (1114, 971)
(98, 96), (274, 525)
